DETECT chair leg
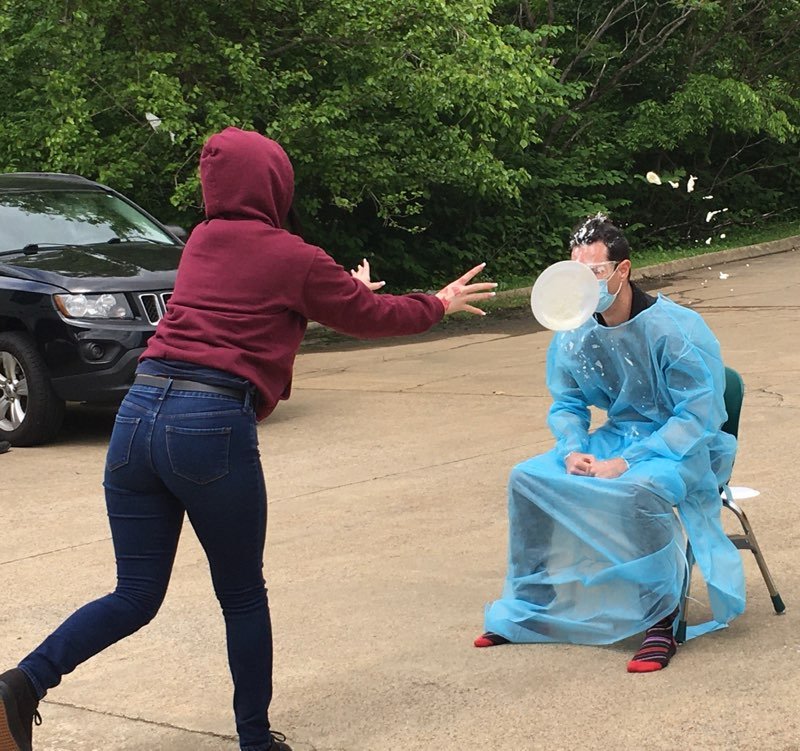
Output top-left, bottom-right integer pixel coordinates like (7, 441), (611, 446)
(676, 541), (694, 644)
(676, 608), (688, 644)
(723, 493), (786, 614)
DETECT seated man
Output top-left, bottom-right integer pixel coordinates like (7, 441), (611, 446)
(477, 214), (746, 672)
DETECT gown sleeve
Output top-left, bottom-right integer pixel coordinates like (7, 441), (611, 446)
(546, 335), (591, 461)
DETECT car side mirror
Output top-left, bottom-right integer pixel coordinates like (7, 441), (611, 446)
(165, 225), (188, 242)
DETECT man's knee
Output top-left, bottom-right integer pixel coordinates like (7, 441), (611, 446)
(509, 463), (541, 495)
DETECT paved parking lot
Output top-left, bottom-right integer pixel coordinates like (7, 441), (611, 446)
(2, 244), (799, 750)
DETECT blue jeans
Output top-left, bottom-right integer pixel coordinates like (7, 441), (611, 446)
(19, 382), (275, 751)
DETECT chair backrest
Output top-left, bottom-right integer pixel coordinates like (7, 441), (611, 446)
(721, 366), (744, 438)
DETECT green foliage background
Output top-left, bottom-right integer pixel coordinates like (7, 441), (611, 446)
(1, 0), (798, 286)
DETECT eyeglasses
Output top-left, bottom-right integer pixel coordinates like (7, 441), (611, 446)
(582, 261), (619, 279)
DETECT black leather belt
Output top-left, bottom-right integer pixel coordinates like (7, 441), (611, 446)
(133, 374), (246, 401)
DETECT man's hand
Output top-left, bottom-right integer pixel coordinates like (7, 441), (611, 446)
(588, 457), (628, 479)
(565, 453), (628, 478)
(436, 263), (497, 315)
(350, 258), (386, 292)
(565, 452), (595, 475)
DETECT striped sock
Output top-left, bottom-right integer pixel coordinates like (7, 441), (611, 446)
(627, 611), (678, 673)
(474, 632), (510, 648)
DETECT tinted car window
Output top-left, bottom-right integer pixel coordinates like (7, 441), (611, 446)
(0, 190), (176, 252)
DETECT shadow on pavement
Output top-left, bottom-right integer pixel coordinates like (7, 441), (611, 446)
(55, 404), (118, 445)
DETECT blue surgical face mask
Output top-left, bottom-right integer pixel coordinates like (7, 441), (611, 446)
(595, 266), (620, 313)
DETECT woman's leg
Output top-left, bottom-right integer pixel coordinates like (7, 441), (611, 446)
(19, 401), (184, 699)
(154, 398), (273, 751)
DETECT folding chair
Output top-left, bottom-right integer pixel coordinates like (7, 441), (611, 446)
(676, 366), (786, 643)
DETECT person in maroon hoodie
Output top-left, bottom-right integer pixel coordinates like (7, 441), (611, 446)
(0, 127), (496, 751)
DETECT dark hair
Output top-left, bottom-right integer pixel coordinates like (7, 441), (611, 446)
(569, 214), (630, 262)
(285, 204), (303, 236)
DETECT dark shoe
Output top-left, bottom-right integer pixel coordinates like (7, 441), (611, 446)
(269, 730), (292, 750)
(0, 441), (10, 455)
(0, 668), (41, 751)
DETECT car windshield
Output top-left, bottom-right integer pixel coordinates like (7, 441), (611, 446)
(0, 189), (176, 253)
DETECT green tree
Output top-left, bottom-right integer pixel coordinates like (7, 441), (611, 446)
(1, 0), (798, 286)
(501, 0), (800, 254)
(0, 0), (573, 283)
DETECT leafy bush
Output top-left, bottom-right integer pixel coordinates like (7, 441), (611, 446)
(1, 0), (798, 287)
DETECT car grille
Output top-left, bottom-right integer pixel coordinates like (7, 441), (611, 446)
(138, 292), (173, 325)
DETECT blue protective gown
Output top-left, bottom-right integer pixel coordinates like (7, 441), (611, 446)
(484, 295), (746, 644)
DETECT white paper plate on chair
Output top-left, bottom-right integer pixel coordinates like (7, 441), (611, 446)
(721, 486), (760, 500)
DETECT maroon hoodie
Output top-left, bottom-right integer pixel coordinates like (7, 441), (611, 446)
(142, 127), (445, 420)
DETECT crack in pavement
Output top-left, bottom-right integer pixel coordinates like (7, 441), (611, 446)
(755, 387), (785, 405)
(293, 366), (351, 381)
(427, 333), (520, 351)
(399, 367), (548, 393)
(42, 698), (239, 742)
(689, 305), (800, 311)
(42, 699), (324, 749)
(3, 436), (551, 559)
(270, 440), (552, 504)
(293, 386), (547, 398)
(0, 537), (111, 567)
(309, 329), (520, 362)
(301, 332), (518, 363)
(664, 284), (800, 309)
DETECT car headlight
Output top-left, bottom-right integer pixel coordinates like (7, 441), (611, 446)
(54, 293), (133, 319)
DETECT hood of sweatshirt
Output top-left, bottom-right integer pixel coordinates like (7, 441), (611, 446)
(200, 126), (294, 227)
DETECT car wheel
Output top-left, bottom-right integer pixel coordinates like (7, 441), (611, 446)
(0, 332), (65, 446)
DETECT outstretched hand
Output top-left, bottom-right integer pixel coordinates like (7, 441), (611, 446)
(436, 263), (497, 316)
(350, 258), (386, 292)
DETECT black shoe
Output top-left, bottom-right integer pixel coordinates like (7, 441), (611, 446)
(269, 730), (293, 750)
(0, 441), (10, 455)
(0, 668), (41, 751)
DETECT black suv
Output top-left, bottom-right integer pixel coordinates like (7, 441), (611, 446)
(0, 173), (184, 445)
